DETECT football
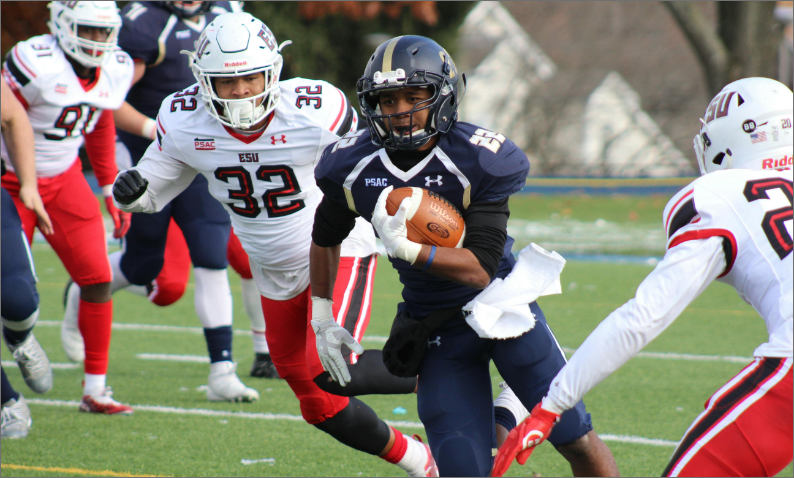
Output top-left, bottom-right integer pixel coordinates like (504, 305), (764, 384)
(385, 187), (466, 248)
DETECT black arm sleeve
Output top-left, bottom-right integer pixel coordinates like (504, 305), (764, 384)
(312, 196), (359, 247)
(462, 198), (510, 279)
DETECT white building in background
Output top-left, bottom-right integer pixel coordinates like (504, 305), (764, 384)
(457, 2), (695, 178)
(457, 2), (555, 150)
(580, 72), (694, 177)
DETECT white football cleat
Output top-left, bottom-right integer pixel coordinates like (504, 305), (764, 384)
(80, 387), (133, 415)
(6, 333), (53, 394)
(409, 435), (439, 477)
(207, 361), (260, 402)
(1, 395), (32, 439)
(61, 280), (85, 363)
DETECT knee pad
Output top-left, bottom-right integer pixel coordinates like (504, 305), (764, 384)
(121, 254), (164, 286)
(149, 279), (187, 307)
(2, 308), (39, 332)
(0, 276), (39, 322)
(312, 397), (391, 456)
(278, 363), (348, 424)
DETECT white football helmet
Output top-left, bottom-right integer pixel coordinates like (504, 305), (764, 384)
(182, 12), (291, 129)
(694, 77), (793, 175)
(48, 1), (122, 68)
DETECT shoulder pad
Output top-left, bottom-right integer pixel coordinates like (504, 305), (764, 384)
(157, 83), (202, 125)
(5, 36), (61, 86)
(102, 50), (135, 85)
(663, 179), (698, 239)
(316, 129), (374, 183)
(280, 78), (357, 136)
(446, 123), (529, 202)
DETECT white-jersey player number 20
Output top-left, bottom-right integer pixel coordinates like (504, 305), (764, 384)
(743, 176), (793, 260)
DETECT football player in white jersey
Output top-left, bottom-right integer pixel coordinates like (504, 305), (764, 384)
(1, 1), (135, 415)
(112, 12), (444, 476)
(493, 77), (793, 477)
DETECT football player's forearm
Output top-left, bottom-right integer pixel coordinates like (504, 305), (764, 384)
(415, 245), (491, 289)
(114, 102), (156, 139)
(543, 237), (726, 413)
(310, 242), (341, 300)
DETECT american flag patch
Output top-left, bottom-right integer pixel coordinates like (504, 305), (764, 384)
(750, 132), (767, 143)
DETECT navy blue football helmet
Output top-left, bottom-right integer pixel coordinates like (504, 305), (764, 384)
(163, 1), (214, 18)
(357, 35), (465, 150)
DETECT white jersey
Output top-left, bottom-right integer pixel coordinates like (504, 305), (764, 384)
(1, 34), (133, 178)
(543, 167), (793, 414)
(118, 78), (376, 299)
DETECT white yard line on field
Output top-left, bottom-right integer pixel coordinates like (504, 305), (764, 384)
(560, 347), (752, 364)
(1, 360), (78, 370)
(137, 354), (209, 363)
(34, 320), (753, 363)
(24, 398), (678, 446)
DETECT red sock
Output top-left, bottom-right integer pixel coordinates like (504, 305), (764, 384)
(78, 299), (113, 375)
(382, 427), (408, 464)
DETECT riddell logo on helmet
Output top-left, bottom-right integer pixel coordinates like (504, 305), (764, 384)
(762, 155), (793, 169)
(224, 60), (248, 68)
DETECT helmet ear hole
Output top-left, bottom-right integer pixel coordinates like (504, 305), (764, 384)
(712, 152), (725, 165)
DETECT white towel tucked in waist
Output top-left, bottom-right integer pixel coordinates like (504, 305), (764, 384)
(463, 243), (565, 339)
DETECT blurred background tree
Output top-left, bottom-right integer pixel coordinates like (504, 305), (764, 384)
(246, 1), (473, 100)
(665, 2), (784, 96)
(1, 1), (472, 101)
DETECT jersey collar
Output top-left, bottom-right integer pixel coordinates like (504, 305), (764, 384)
(222, 111), (275, 144)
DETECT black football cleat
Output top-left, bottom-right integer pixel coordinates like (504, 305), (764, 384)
(250, 353), (280, 379)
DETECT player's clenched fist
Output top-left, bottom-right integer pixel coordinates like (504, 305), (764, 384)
(113, 170), (149, 205)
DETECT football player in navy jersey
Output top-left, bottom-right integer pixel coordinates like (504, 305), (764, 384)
(311, 36), (619, 477)
(61, 1), (265, 403)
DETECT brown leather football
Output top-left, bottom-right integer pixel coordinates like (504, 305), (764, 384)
(385, 187), (466, 248)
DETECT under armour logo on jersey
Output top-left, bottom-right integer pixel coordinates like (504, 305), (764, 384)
(271, 135), (287, 145)
(99, 91), (109, 98)
(427, 336), (441, 348)
(425, 175), (443, 187)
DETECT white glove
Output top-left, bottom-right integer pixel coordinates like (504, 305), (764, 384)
(371, 186), (422, 264)
(310, 296), (364, 387)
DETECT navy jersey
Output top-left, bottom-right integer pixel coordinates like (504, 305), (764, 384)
(316, 122), (529, 316)
(117, 1), (241, 159)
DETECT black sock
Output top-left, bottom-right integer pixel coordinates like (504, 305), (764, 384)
(313, 397), (391, 455)
(203, 326), (233, 363)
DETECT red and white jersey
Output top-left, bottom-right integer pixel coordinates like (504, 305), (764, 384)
(542, 167), (793, 415)
(664, 168), (793, 357)
(1, 34), (133, 178)
(118, 78), (374, 298)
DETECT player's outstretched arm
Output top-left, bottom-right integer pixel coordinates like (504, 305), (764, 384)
(0, 77), (53, 235)
(309, 242), (364, 387)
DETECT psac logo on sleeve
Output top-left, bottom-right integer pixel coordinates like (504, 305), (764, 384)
(194, 138), (215, 150)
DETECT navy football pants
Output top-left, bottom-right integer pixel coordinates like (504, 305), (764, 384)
(417, 301), (592, 477)
(1, 187), (39, 321)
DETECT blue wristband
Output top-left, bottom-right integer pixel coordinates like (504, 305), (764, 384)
(421, 246), (436, 272)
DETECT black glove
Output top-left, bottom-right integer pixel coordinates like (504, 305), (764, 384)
(382, 312), (430, 378)
(113, 170), (149, 205)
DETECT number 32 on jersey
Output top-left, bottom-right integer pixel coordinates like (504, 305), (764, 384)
(214, 165), (305, 218)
